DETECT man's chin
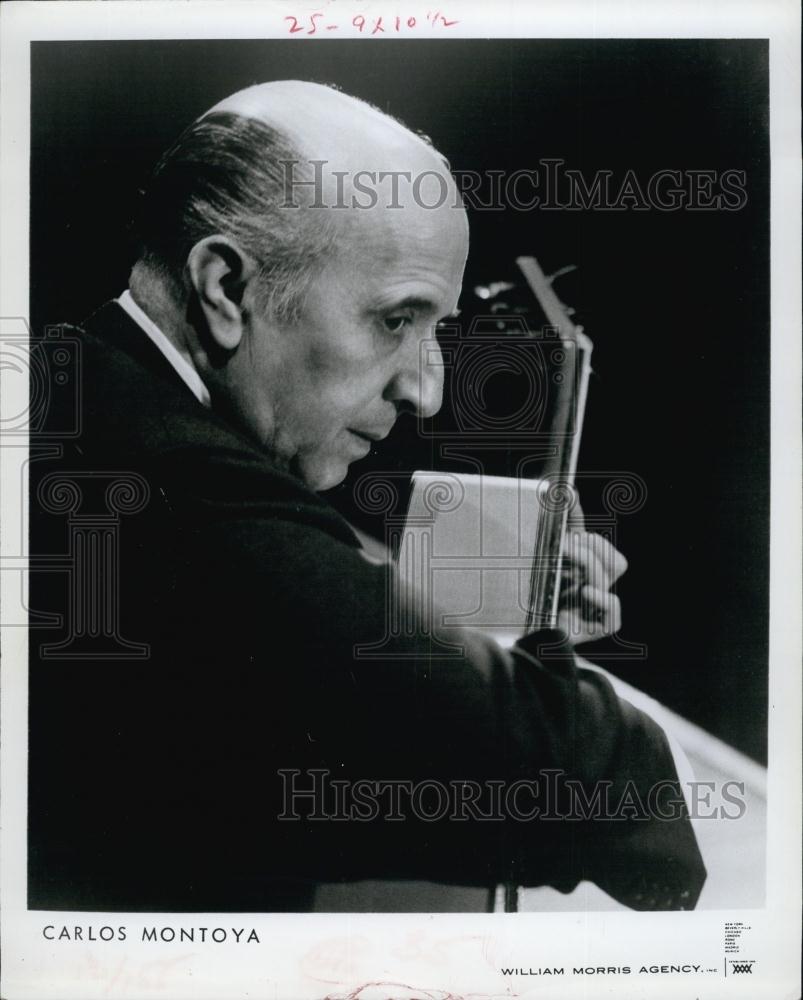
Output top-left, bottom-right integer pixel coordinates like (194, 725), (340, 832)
(293, 455), (349, 493)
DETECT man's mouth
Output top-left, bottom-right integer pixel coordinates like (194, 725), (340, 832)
(349, 426), (393, 443)
(345, 426), (395, 460)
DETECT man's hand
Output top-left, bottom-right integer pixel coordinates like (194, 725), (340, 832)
(557, 505), (628, 646)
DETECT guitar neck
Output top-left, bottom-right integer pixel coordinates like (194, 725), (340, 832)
(516, 256), (594, 629)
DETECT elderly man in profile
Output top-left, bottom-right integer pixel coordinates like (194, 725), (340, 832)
(28, 81), (705, 913)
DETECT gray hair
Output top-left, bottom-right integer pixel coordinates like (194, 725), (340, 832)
(134, 111), (336, 322)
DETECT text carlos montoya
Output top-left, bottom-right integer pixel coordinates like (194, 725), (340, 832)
(42, 925), (260, 943)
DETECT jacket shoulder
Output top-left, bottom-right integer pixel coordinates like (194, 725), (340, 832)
(39, 318), (358, 546)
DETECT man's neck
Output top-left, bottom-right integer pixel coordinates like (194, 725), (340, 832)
(128, 264), (196, 369)
(124, 264), (211, 408)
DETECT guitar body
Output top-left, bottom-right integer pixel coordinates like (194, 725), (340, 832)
(398, 471), (569, 640)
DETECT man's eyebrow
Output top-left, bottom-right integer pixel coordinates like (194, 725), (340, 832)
(379, 296), (462, 322)
(381, 295), (439, 313)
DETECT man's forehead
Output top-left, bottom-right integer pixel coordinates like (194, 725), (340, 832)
(336, 186), (468, 268)
(330, 204), (468, 319)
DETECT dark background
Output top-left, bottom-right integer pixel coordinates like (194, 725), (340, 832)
(30, 39), (769, 762)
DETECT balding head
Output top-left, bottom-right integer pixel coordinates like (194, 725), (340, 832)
(131, 81), (469, 489)
(205, 80), (463, 250)
(134, 80), (465, 318)
(205, 80), (441, 169)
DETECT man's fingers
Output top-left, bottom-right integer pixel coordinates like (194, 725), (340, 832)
(563, 531), (610, 593)
(587, 532), (628, 583)
(566, 499), (586, 531)
(581, 585), (622, 635)
(563, 528), (628, 588)
(558, 587), (622, 646)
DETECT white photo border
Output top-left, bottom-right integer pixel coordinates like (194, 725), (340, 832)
(1, 2), (800, 998)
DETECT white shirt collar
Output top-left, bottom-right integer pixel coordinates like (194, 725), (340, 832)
(116, 289), (211, 408)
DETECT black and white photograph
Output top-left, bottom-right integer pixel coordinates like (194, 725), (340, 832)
(1, 2), (800, 999)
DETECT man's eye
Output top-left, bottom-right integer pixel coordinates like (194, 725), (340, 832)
(383, 314), (412, 335)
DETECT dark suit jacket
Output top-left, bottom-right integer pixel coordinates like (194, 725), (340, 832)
(28, 301), (706, 912)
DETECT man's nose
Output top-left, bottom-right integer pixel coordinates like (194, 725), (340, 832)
(385, 332), (444, 419)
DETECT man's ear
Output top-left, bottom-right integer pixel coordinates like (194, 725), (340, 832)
(186, 236), (258, 351)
